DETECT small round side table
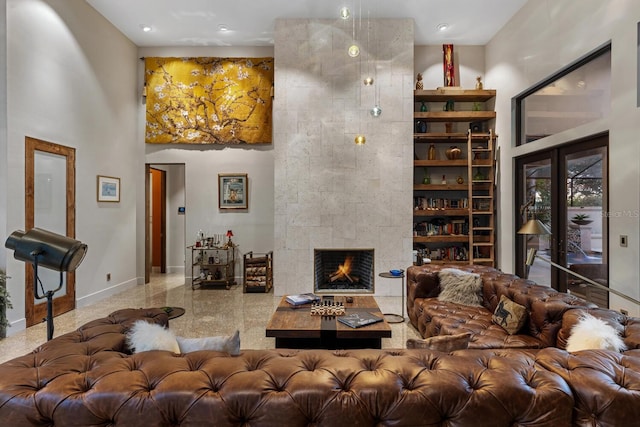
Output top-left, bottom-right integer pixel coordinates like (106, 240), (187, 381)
(160, 306), (186, 320)
(378, 271), (405, 323)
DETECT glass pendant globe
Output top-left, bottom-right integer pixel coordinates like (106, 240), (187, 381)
(370, 105), (382, 117)
(363, 76), (374, 86)
(348, 45), (360, 57)
(354, 135), (366, 145)
(339, 7), (350, 19)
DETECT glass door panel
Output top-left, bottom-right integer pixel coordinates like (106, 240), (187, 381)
(518, 156), (552, 285)
(516, 135), (608, 307)
(563, 146), (608, 306)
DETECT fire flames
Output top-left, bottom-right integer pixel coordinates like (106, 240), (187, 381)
(330, 256), (359, 283)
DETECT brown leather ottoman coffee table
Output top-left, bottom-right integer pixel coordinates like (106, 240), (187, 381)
(266, 295), (392, 349)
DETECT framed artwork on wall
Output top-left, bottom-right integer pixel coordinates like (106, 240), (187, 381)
(218, 173), (247, 209)
(97, 175), (120, 202)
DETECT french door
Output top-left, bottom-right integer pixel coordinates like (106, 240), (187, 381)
(515, 134), (608, 307)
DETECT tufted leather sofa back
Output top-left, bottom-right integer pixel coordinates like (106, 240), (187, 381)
(0, 327), (574, 427)
(3, 308), (640, 426)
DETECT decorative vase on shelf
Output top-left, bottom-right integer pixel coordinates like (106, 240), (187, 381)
(444, 100), (455, 111)
(445, 146), (461, 160)
(428, 144), (436, 160)
(420, 101), (428, 112)
(456, 176), (464, 184)
(416, 120), (427, 133)
(475, 76), (483, 90)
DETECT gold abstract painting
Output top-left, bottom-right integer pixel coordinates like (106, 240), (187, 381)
(145, 57), (273, 144)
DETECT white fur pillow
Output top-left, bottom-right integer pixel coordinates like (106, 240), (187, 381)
(126, 320), (180, 353)
(176, 330), (240, 355)
(438, 268), (483, 307)
(566, 313), (627, 352)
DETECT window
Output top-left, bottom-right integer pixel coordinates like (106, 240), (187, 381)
(515, 44), (611, 145)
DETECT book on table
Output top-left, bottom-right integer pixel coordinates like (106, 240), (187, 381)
(285, 293), (321, 306)
(337, 312), (384, 328)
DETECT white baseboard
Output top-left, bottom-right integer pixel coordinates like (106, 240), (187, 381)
(6, 318), (27, 335)
(166, 266), (185, 274)
(76, 278), (139, 308)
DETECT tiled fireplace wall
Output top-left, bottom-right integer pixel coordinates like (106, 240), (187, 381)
(273, 18), (414, 296)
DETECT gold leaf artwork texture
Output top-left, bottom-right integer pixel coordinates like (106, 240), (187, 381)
(145, 57), (273, 144)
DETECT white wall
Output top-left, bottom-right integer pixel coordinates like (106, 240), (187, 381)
(0, 0), (7, 264)
(3, 0), (139, 332)
(415, 45), (485, 90)
(165, 164), (186, 273)
(487, 0), (640, 315)
(140, 47), (275, 283)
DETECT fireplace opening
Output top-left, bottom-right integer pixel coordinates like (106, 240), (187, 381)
(314, 249), (374, 293)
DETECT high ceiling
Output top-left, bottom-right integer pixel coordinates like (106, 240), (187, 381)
(86, 0), (528, 47)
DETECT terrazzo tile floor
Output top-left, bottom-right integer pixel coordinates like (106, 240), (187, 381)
(0, 272), (421, 363)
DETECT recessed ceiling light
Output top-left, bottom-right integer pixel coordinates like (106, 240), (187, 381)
(339, 7), (351, 20)
(218, 24), (229, 32)
(140, 25), (152, 33)
(436, 23), (449, 32)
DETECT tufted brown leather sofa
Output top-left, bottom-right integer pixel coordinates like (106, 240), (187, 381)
(407, 264), (603, 349)
(1, 307), (640, 425)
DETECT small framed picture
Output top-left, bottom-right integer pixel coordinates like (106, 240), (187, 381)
(97, 175), (120, 202)
(218, 173), (248, 209)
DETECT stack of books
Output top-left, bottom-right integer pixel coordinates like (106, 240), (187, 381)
(337, 312), (383, 328)
(285, 293), (321, 306)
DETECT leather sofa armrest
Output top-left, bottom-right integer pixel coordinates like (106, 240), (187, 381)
(407, 266), (441, 300)
(557, 308), (628, 350)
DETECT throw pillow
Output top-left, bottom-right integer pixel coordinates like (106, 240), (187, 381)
(176, 330), (241, 355)
(437, 268), (483, 306)
(406, 332), (471, 352)
(492, 295), (528, 335)
(566, 313), (627, 352)
(126, 320), (180, 353)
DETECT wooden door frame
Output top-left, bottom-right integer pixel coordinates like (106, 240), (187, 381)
(145, 164), (150, 283)
(145, 165), (167, 283)
(25, 137), (76, 327)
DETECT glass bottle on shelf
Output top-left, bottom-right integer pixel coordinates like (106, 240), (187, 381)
(422, 168), (430, 184)
(428, 144), (436, 160)
(420, 101), (428, 112)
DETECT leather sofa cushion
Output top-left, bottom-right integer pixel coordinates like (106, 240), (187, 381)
(536, 347), (640, 426)
(416, 298), (543, 349)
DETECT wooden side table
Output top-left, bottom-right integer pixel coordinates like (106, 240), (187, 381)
(378, 271), (405, 323)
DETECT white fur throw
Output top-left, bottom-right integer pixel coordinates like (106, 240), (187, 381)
(177, 330), (240, 355)
(126, 320), (180, 353)
(438, 268), (483, 307)
(126, 320), (241, 355)
(566, 313), (627, 353)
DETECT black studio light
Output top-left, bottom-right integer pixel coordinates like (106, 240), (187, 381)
(5, 228), (87, 340)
